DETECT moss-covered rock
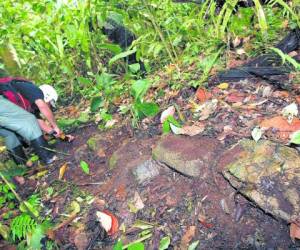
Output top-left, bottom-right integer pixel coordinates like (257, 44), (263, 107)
(221, 139), (300, 222)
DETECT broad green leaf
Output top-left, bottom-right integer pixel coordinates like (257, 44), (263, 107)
(113, 239), (123, 250)
(91, 97), (103, 112)
(167, 116), (182, 128)
(98, 43), (122, 54)
(78, 76), (92, 85)
(162, 120), (171, 134)
(128, 242), (144, 250)
(129, 63), (140, 73)
(159, 236), (170, 250)
(290, 130), (300, 144)
(57, 118), (76, 128)
(27, 224), (44, 249)
(136, 102), (159, 117)
(78, 112), (89, 123)
(109, 49), (137, 66)
(80, 161), (90, 174)
(131, 80), (150, 101)
(28, 221), (51, 250)
(188, 240), (200, 250)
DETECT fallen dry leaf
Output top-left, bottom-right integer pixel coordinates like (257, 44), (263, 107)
(170, 122), (205, 136)
(260, 116), (300, 140)
(133, 192), (144, 210)
(97, 148), (106, 158)
(105, 119), (117, 128)
(196, 88), (212, 102)
(226, 92), (245, 103)
(74, 232), (89, 250)
(217, 82), (229, 90)
(180, 226), (196, 247)
(179, 124), (205, 136)
(290, 223), (300, 241)
(273, 90), (290, 98)
(198, 214), (213, 228)
(198, 99), (218, 121)
(260, 116), (300, 133)
(58, 163), (68, 180)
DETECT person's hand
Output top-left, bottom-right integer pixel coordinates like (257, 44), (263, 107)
(52, 126), (62, 138)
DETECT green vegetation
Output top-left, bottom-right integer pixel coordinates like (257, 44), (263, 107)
(1, 1), (299, 127)
(0, 0), (300, 248)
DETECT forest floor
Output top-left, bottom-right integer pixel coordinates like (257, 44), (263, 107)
(3, 70), (300, 249)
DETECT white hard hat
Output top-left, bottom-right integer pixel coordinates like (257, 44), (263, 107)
(39, 84), (58, 107)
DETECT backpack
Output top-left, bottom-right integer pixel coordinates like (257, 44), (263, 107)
(0, 77), (32, 112)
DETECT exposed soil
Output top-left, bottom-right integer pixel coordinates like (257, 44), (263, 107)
(16, 123), (297, 249)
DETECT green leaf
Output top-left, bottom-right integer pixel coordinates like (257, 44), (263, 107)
(162, 120), (171, 134)
(136, 102), (159, 117)
(19, 201), (39, 218)
(167, 116), (182, 128)
(96, 72), (116, 89)
(27, 224), (44, 249)
(0, 223), (10, 240)
(113, 239), (123, 250)
(57, 118), (77, 128)
(80, 161), (90, 174)
(129, 63), (140, 73)
(91, 97), (103, 112)
(77, 112), (89, 123)
(128, 242), (144, 250)
(131, 80), (150, 101)
(188, 240), (200, 250)
(78, 76), (92, 85)
(159, 236), (170, 250)
(290, 130), (300, 145)
(98, 43), (122, 54)
(28, 221), (51, 250)
(132, 220), (154, 230)
(109, 49), (137, 66)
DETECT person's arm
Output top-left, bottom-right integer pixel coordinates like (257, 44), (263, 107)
(35, 99), (62, 136)
(37, 119), (53, 134)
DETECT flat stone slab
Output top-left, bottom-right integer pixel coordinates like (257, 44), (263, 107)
(132, 159), (160, 184)
(152, 135), (221, 177)
(220, 139), (300, 222)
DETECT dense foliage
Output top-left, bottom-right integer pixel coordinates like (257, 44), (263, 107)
(1, 0), (299, 94)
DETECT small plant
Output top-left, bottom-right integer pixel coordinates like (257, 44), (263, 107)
(129, 79), (159, 126)
(0, 182), (16, 209)
(10, 213), (37, 241)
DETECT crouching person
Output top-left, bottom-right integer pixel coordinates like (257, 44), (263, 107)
(0, 77), (62, 165)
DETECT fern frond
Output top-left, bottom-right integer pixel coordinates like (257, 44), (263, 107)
(10, 214), (37, 241)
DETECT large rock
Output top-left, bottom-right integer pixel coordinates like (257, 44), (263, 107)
(152, 135), (221, 177)
(220, 139), (300, 222)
